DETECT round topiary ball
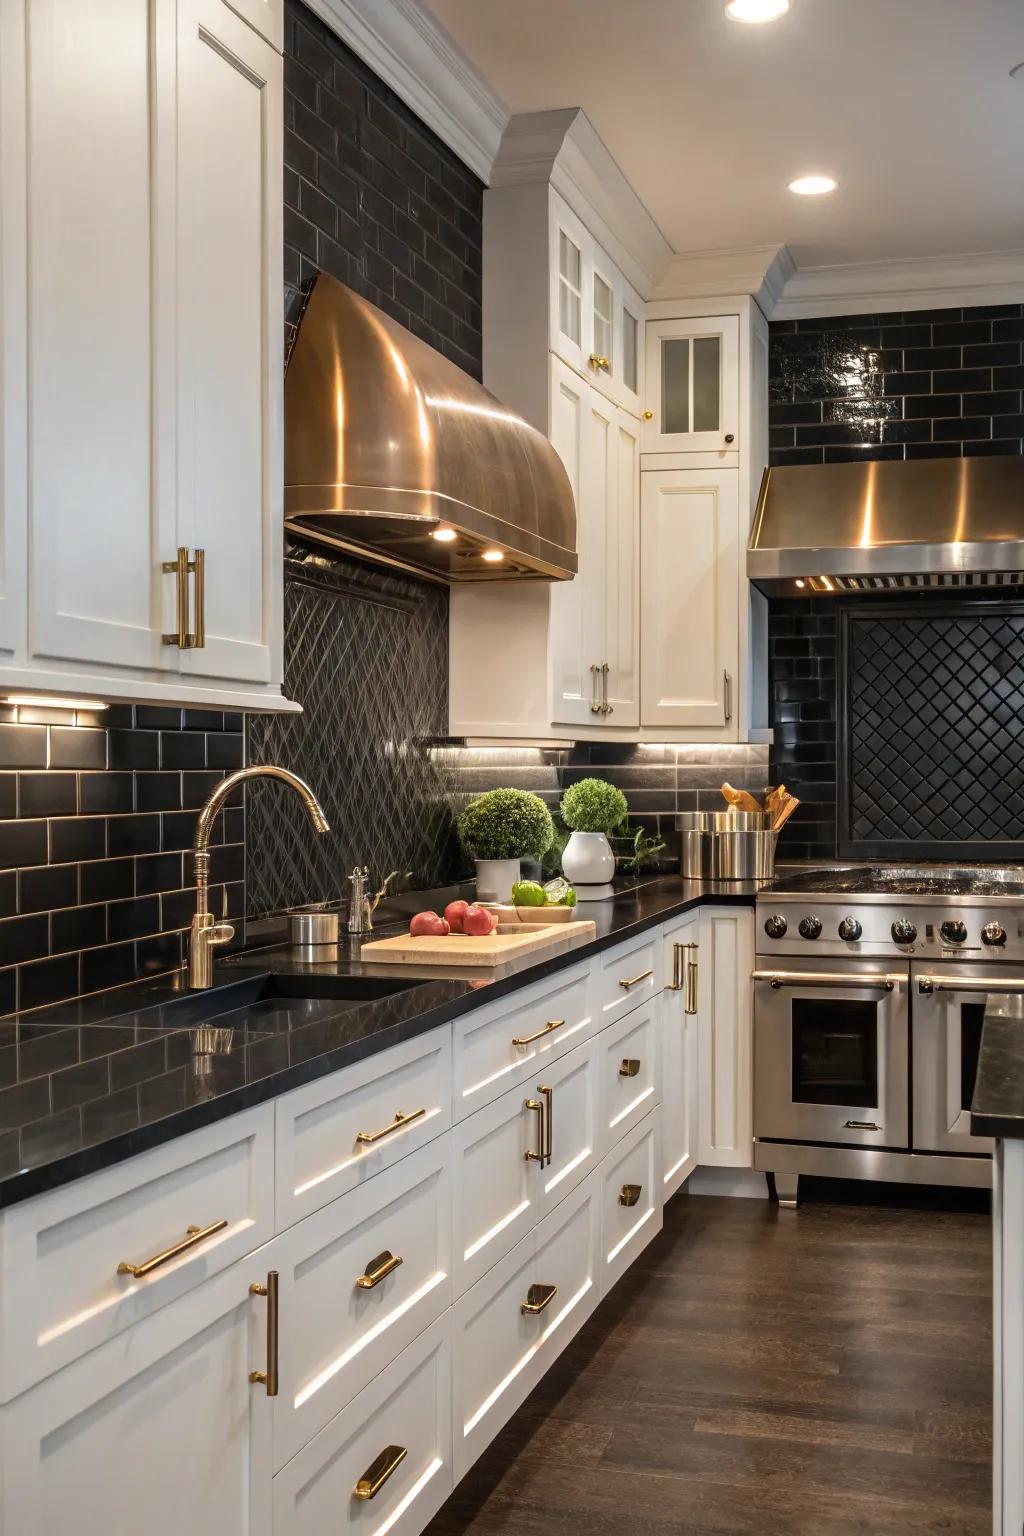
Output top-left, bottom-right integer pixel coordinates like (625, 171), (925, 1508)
(457, 788), (555, 862)
(560, 777), (628, 834)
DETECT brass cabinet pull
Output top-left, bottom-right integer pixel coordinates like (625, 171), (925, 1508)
(249, 1270), (279, 1397)
(116, 1218), (228, 1278)
(685, 943), (699, 1016)
(540, 1083), (553, 1168)
(723, 668), (732, 722)
(600, 661), (612, 717)
(667, 941), (685, 991)
(356, 1108), (426, 1145)
(354, 1444), (407, 1501)
(588, 353), (610, 372)
(356, 1250), (403, 1290)
(618, 968), (653, 991)
(162, 547), (205, 648)
(512, 1018), (564, 1048)
(619, 1058), (641, 1078)
(525, 1097), (545, 1163)
(619, 1184), (642, 1208)
(521, 1282), (558, 1315)
(589, 662), (602, 714)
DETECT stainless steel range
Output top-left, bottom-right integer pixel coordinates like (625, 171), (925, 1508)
(753, 865), (1024, 1205)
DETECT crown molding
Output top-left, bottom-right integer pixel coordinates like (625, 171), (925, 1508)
(652, 243), (795, 314)
(303, 0), (508, 183)
(772, 248), (1024, 319)
(489, 109), (672, 298)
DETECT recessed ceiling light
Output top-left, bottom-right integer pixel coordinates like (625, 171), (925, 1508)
(431, 527), (457, 542)
(481, 549), (505, 563)
(726, 0), (789, 21)
(788, 175), (838, 196)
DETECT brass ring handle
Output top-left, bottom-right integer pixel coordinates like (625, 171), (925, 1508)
(356, 1250), (403, 1290)
(618, 969), (653, 991)
(249, 1270), (279, 1397)
(117, 1218), (228, 1278)
(354, 1445), (407, 1501)
(512, 1018), (565, 1048)
(356, 1108), (426, 1145)
(619, 1184), (642, 1208)
(524, 1097), (545, 1163)
(619, 1058), (641, 1078)
(521, 1283), (558, 1315)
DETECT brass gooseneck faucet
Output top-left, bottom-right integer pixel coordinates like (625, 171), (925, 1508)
(189, 766), (330, 989)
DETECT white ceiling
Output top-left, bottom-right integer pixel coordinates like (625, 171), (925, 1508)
(421, 0), (1024, 269)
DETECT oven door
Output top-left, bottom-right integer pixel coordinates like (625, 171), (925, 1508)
(911, 961), (1000, 1156)
(753, 956), (909, 1149)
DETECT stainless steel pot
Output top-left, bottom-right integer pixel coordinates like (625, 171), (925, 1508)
(675, 811), (777, 881)
(287, 909), (340, 948)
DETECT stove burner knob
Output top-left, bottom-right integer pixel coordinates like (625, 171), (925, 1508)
(891, 919), (918, 946)
(982, 922), (1007, 947)
(763, 914), (788, 940)
(798, 916), (822, 941)
(940, 920), (968, 945)
(838, 917), (862, 942)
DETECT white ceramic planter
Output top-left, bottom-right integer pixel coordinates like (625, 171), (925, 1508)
(561, 830), (615, 900)
(474, 858), (521, 902)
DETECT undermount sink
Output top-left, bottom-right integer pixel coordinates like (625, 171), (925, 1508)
(216, 969), (425, 1005)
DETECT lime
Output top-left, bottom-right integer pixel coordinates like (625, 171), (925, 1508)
(511, 880), (547, 907)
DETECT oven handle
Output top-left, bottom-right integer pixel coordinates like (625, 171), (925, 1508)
(917, 976), (1024, 995)
(752, 970), (904, 992)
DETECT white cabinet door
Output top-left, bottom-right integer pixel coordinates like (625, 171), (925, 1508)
(175, 0), (282, 688)
(698, 906), (754, 1168)
(21, 0), (178, 675)
(644, 315), (739, 453)
(661, 912), (700, 1198)
(0, 1), (30, 663)
(597, 995), (661, 1156)
(2, 1253), (272, 1536)
(640, 466), (739, 732)
(548, 194), (592, 379)
(534, 1036), (602, 1218)
(549, 360), (607, 727)
(452, 1079), (547, 1296)
(604, 407), (640, 726)
(599, 1110), (662, 1294)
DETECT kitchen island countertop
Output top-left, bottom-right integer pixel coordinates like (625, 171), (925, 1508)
(0, 876), (759, 1207)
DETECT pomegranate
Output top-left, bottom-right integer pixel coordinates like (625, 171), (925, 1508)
(462, 903), (497, 937)
(409, 911), (449, 937)
(444, 899), (470, 933)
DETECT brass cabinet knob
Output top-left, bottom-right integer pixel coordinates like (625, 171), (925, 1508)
(643, 410), (654, 420)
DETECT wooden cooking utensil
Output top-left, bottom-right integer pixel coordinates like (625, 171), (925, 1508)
(771, 793), (800, 833)
(721, 782), (762, 814)
(763, 784), (786, 817)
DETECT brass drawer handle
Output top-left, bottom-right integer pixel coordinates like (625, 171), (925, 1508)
(667, 941), (685, 991)
(356, 1108), (426, 1145)
(619, 1058), (641, 1078)
(619, 1184), (642, 1208)
(512, 1018), (564, 1048)
(117, 1218), (228, 1278)
(162, 546), (205, 649)
(249, 1270), (279, 1397)
(521, 1282), (558, 1315)
(685, 944), (699, 1016)
(618, 969), (653, 991)
(589, 662), (602, 714)
(356, 1250), (403, 1290)
(354, 1445), (407, 1501)
(524, 1085), (552, 1167)
(525, 1096), (545, 1163)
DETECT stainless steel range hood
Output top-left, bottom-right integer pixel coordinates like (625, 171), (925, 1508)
(284, 274), (576, 583)
(747, 457), (1024, 596)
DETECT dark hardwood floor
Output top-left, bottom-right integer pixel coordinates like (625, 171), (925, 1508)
(428, 1190), (992, 1536)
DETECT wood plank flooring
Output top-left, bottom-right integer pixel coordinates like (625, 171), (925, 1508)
(427, 1190), (992, 1536)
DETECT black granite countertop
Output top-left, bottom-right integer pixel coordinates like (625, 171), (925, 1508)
(971, 994), (1024, 1140)
(0, 876), (759, 1207)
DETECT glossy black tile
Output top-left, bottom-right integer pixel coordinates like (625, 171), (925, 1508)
(80, 858), (134, 904)
(79, 773), (134, 815)
(136, 773), (184, 813)
(207, 733), (244, 769)
(160, 732), (206, 770)
(106, 814), (162, 858)
(18, 773), (77, 819)
(0, 820), (48, 869)
(49, 728), (107, 770)
(0, 779), (15, 821)
(135, 706), (182, 730)
(81, 943), (139, 995)
(51, 905), (107, 955)
(49, 817), (106, 863)
(108, 730), (160, 770)
(19, 865), (78, 914)
(18, 955), (79, 1011)
(107, 896), (160, 943)
(134, 852), (184, 896)
(0, 726), (46, 769)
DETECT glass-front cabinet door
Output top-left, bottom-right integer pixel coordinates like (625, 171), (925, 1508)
(644, 314), (739, 452)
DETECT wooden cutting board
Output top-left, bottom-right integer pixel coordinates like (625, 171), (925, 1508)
(359, 921), (597, 968)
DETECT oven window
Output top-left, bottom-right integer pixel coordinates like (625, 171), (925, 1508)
(792, 999), (879, 1107)
(960, 1003), (985, 1113)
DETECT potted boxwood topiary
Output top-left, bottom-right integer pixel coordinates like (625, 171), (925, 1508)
(559, 778), (628, 899)
(457, 788), (555, 901)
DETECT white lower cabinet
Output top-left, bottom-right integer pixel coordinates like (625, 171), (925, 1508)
(273, 1138), (452, 1471)
(599, 1110), (663, 1294)
(597, 996), (661, 1155)
(2, 1253), (273, 1536)
(698, 906), (754, 1168)
(661, 911), (701, 1197)
(272, 1314), (453, 1536)
(452, 1172), (600, 1479)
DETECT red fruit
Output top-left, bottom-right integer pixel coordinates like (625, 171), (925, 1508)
(409, 911), (449, 937)
(462, 903), (497, 936)
(444, 899), (470, 933)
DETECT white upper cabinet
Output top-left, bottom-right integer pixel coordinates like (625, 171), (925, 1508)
(0, 0), (291, 710)
(644, 315), (740, 454)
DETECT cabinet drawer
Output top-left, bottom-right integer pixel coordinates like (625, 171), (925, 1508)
(452, 962), (592, 1119)
(592, 931), (660, 1027)
(598, 996), (661, 1155)
(452, 1174), (599, 1479)
(0, 1103), (274, 1401)
(273, 1313), (453, 1536)
(600, 1110), (662, 1294)
(275, 1030), (452, 1227)
(274, 1138), (452, 1470)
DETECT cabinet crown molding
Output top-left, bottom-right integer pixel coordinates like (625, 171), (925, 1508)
(652, 244), (794, 313)
(302, 0), (508, 183)
(489, 108), (672, 299)
(771, 246), (1024, 320)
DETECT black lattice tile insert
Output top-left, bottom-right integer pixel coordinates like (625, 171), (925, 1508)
(841, 604), (1024, 853)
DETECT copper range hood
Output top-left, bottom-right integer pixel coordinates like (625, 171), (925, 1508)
(284, 274), (577, 584)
